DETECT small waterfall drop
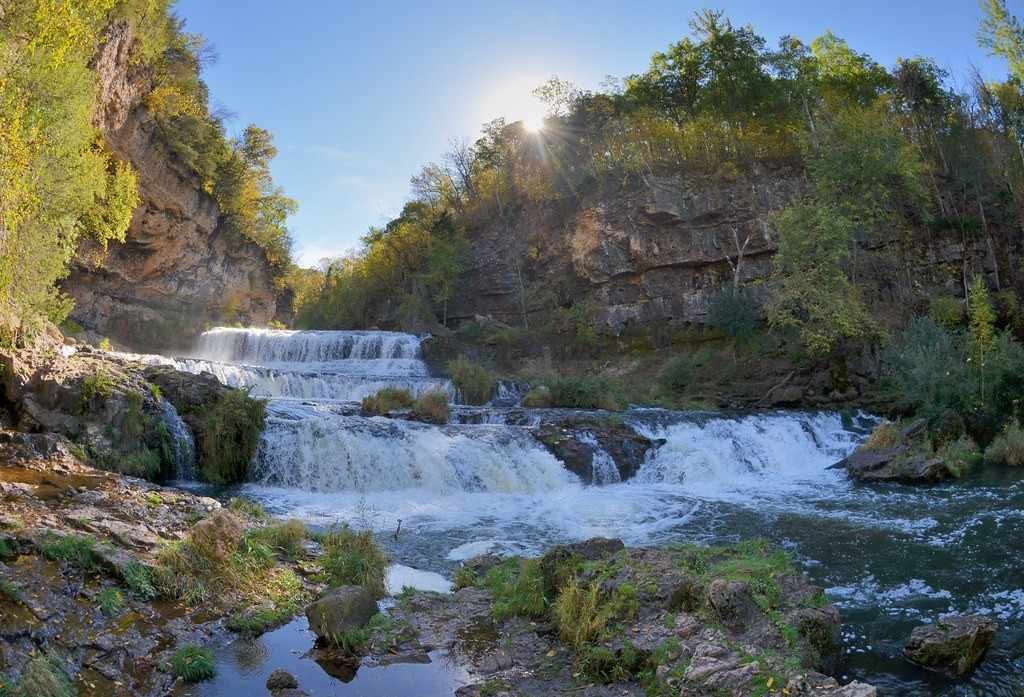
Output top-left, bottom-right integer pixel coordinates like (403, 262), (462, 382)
(160, 399), (196, 479)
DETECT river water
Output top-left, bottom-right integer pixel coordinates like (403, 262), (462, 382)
(147, 327), (1024, 696)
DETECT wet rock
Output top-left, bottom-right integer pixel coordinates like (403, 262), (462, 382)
(459, 553), (505, 580)
(305, 586), (378, 642)
(266, 668), (299, 690)
(904, 614), (998, 677)
(787, 673), (877, 696)
(706, 579), (759, 630)
(539, 537), (624, 597)
(534, 420), (660, 484)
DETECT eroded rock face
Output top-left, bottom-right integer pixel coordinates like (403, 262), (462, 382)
(62, 22), (284, 352)
(904, 614), (998, 677)
(447, 171), (803, 333)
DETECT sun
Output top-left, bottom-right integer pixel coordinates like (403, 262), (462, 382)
(477, 75), (548, 134)
(523, 115), (545, 133)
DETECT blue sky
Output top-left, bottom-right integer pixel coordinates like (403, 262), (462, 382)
(174, 0), (1010, 267)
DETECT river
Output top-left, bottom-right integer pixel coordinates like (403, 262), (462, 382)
(142, 327), (1024, 696)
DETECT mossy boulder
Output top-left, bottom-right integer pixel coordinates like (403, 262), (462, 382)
(305, 586), (378, 642)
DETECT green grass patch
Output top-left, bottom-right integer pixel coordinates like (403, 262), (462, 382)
(227, 496), (267, 518)
(547, 375), (624, 410)
(40, 534), (99, 572)
(80, 367), (115, 409)
(248, 520), (307, 561)
(985, 419), (1024, 466)
(98, 588), (125, 617)
(320, 525), (388, 598)
(170, 645), (216, 683)
(939, 435), (982, 478)
(478, 558), (547, 621)
(674, 539), (792, 611)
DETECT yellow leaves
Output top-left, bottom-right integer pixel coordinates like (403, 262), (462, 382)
(28, 0), (116, 67)
(145, 85), (204, 120)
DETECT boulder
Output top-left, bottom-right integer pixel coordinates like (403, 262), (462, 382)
(539, 537), (624, 598)
(305, 586), (378, 642)
(903, 614), (997, 677)
(706, 579), (759, 630)
(833, 420), (956, 484)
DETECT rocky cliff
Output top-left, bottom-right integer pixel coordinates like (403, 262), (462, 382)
(61, 22), (284, 353)
(447, 167), (1015, 335)
(447, 168), (804, 332)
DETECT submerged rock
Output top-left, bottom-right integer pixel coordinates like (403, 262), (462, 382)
(305, 586), (378, 642)
(266, 668), (299, 690)
(903, 614), (998, 677)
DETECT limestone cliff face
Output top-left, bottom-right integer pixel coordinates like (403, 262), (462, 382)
(448, 169), (805, 332)
(62, 23), (283, 353)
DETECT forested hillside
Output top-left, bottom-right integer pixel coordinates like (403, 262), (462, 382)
(0, 0), (297, 348)
(293, 2), (1024, 459)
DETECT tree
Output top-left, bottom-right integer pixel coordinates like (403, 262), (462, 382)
(969, 274), (997, 403)
(979, 0), (1024, 82)
(768, 204), (873, 355)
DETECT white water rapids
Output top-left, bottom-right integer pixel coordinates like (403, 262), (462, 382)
(134, 327), (1024, 695)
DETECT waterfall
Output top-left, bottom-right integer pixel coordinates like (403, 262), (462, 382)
(191, 327), (424, 365)
(577, 431), (621, 485)
(160, 399), (196, 479)
(253, 401), (575, 494)
(629, 410), (873, 497)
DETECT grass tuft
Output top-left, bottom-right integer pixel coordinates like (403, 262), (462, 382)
(319, 525), (388, 598)
(984, 419), (1024, 466)
(361, 387), (414, 415)
(98, 588), (125, 617)
(410, 390), (450, 425)
(169, 645), (216, 683)
(227, 497), (266, 519)
(448, 356), (497, 405)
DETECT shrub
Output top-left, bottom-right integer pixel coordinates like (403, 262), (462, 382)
(361, 387), (414, 415)
(449, 356), (497, 405)
(80, 368), (116, 407)
(410, 391), (450, 425)
(547, 376), (623, 411)
(862, 422), (900, 451)
(40, 534), (99, 572)
(198, 389), (267, 484)
(660, 356), (695, 396)
(521, 386), (552, 408)
(939, 436), (982, 478)
(707, 286), (760, 341)
(320, 526), (388, 598)
(984, 420), (1024, 466)
(170, 645), (216, 683)
(928, 295), (964, 329)
(121, 448), (162, 480)
(0, 579), (20, 602)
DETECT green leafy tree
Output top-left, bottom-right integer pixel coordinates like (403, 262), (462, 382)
(968, 275), (997, 403)
(979, 0), (1024, 82)
(768, 204), (873, 355)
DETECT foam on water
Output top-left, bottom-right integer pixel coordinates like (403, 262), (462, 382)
(192, 327), (423, 365)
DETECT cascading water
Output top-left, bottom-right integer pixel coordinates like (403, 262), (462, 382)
(152, 327), (1023, 696)
(160, 399), (196, 479)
